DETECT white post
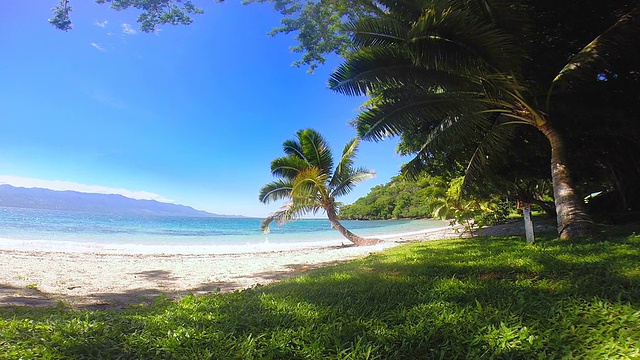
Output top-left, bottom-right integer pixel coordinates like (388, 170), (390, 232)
(522, 205), (535, 245)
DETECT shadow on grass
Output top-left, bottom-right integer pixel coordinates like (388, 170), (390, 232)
(247, 260), (347, 282)
(1, 230), (638, 358)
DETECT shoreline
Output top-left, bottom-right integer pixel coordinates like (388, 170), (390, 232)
(0, 223), (454, 255)
(0, 241), (401, 309)
(0, 219), (553, 309)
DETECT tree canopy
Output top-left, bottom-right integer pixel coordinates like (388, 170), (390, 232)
(339, 174), (444, 220)
(329, 0), (640, 237)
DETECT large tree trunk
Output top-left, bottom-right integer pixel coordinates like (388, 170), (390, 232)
(539, 122), (594, 239)
(326, 208), (382, 246)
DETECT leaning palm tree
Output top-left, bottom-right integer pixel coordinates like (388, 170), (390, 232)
(259, 129), (381, 246)
(328, 0), (640, 239)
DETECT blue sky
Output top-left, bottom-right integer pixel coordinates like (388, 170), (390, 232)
(0, 2), (405, 217)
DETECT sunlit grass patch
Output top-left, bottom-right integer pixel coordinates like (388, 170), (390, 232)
(1, 226), (639, 358)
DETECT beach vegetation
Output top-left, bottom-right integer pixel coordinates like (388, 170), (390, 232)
(329, 0), (640, 236)
(339, 174), (512, 230)
(328, 0), (639, 239)
(339, 174), (442, 220)
(1, 226), (639, 358)
(260, 128), (380, 246)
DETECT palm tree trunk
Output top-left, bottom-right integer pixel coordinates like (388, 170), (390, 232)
(539, 122), (594, 239)
(326, 208), (382, 246)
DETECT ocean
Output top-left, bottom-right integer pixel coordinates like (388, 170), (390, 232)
(0, 206), (449, 254)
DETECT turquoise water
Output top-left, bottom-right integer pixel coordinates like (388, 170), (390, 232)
(0, 206), (449, 254)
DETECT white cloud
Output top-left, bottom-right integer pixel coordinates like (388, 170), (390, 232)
(121, 23), (137, 35)
(90, 42), (106, 52)
(0, 176), (174, 203)
(94, 20), (108, 28)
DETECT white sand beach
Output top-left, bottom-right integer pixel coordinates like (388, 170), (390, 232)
(0, 220), (554, 309)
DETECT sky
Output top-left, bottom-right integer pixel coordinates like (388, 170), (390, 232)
(0, 2), (406, 217)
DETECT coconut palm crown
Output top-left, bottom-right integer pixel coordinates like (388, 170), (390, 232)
(259, 128), (380, 246)
(325, 0), (631, 239)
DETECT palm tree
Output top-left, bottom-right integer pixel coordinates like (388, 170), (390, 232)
(328, 0), (638, 239)
(259, 129), (381, 246)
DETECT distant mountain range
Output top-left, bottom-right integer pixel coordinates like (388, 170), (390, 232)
(0, 184), (239, 217)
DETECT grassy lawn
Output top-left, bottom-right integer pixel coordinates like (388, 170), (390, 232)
(1, 226), (639, 359)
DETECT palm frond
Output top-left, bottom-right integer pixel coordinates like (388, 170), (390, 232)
(260, 201), (322, 233)
(329, 137), (360, 187)
(330, 167), (376, 198)
(462, 115), (518, 188)
(407, 6), (521, 73)
(552, 5), (640, 89)
(464, 0), (531, 38)
(399, 110), (488, 178)
(329, 47), (413, 96)
(329, 46), (477, 96)
(260, 210), (282, 233)
(258, 179), (294, 204)
(282, 139), (306, 160)
(416, 108), (491, 150)
(335, 3), (521, 94)
(291, 166), (328, 202)
(344, 17), (410, 48)
(398, 98), (515, 179)
(355, 90), (488, 141)
(430, 198), (451, 219)
(297, 129), (335, 176)
(270, 155), (308, 179)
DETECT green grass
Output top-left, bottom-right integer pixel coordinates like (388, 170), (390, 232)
(1, 226), (639, 359)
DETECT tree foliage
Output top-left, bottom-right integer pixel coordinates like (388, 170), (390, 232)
(522, 0), (640, 214)
(329, 0), (640, 237)
(259, 129), (379, 245)
(242, 0), (383, 71)
(339, 174), (444, 220)
(49, 0), (73, 31)
(339, 173), (512, 233)
(49, 0), (204, 33)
